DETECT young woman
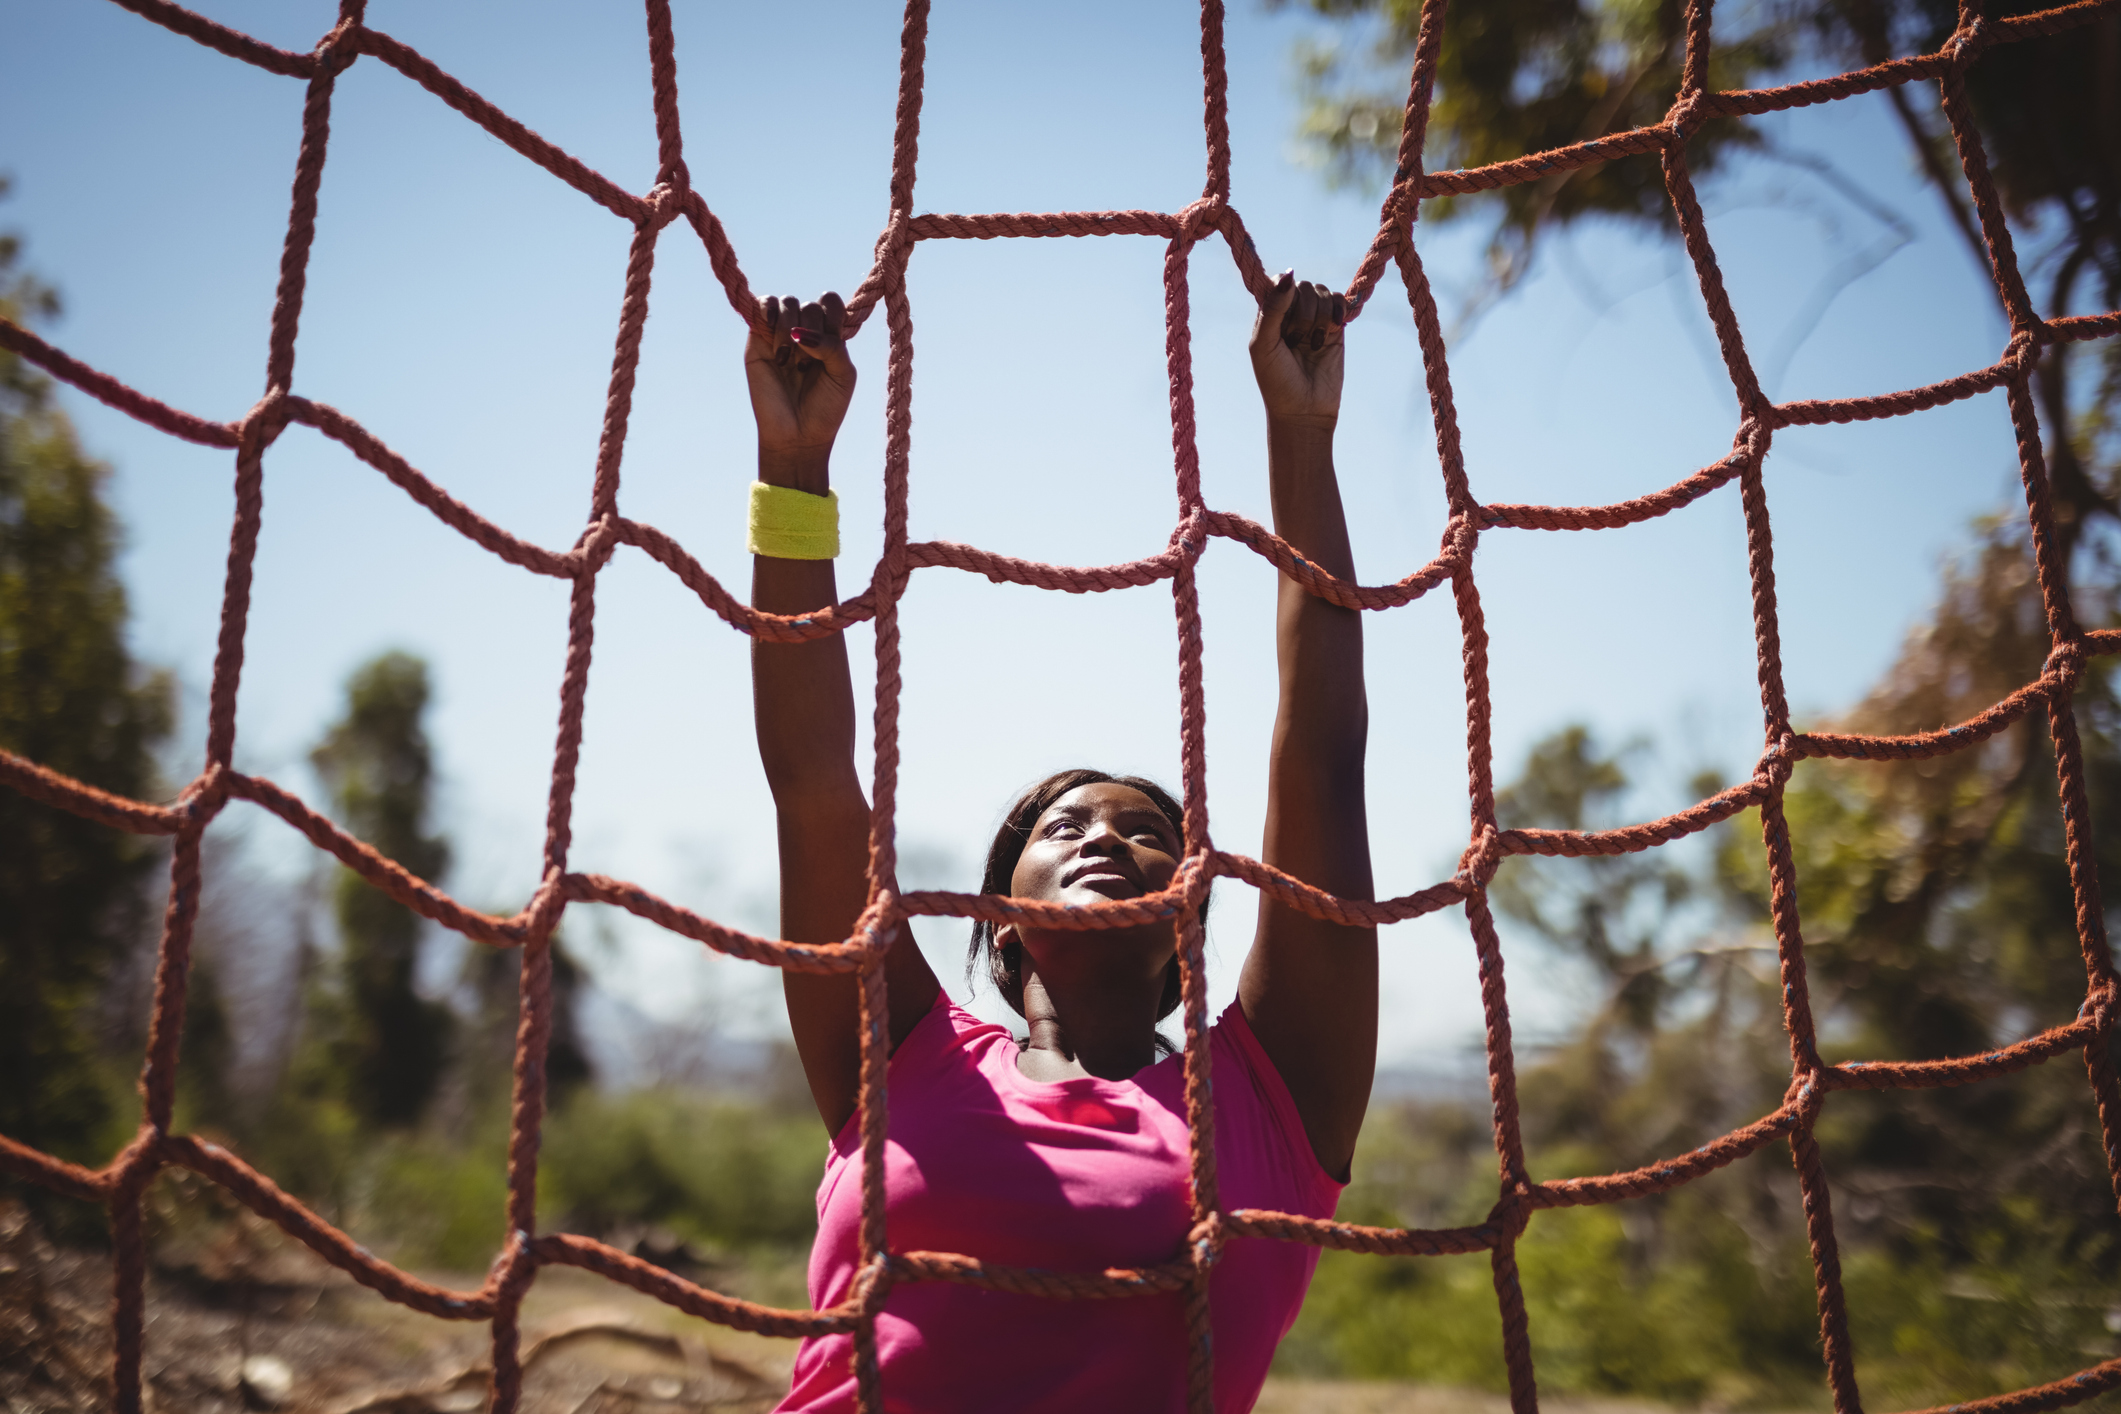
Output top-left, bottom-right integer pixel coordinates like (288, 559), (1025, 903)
(745, 271), (1375, 1413)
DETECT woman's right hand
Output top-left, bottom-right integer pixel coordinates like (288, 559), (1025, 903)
(745, 293), (855, 478)
(1248, 271), (1345, 430)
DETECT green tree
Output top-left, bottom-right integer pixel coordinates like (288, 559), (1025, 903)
(0, 188), (174, 1169)
(1281, 6), (2121, 1397)
(1287, 721), (2119, 1402)
(1292, 0), (2121, 1232)
(1289, 0), (2119, 441)
(308, 650), (453, 1130)
(458, 930), (593, 1120)
(1287, 0), (1794, 295)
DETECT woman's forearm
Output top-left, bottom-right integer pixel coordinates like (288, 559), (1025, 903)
(751, 450), (860, 805)
(1243, 399), (1377, 1179)
(1266, 419), (1370, 818)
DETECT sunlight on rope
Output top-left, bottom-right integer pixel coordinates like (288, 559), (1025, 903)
(1, 0), (2118, 1410)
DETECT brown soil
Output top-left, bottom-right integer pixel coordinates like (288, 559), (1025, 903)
(1, 1198), (788, 1413)
(2, 1199), (1703, 1414)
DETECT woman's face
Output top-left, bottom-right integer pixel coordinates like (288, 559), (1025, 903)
(1009, 782), (1182, 908)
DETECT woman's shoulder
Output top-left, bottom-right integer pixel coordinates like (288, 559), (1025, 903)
(877, 994), (1015, 1076)
(825, 995), (1016, 1159)
(1140, 1002), (1345, 1207)
(927, 997), (1016, 1051)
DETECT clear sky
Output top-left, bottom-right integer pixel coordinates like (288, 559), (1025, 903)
(0, 1), (2040, 1070)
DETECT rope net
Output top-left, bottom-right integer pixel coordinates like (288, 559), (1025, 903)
(0, 0), (2117, 1410)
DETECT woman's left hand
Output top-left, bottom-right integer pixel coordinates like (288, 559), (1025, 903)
(1248, 270), (1345, 428)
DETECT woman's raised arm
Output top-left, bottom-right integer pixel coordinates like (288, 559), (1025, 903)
(1236, 273), (1377, 1181)
(747, 293), (939, 1135)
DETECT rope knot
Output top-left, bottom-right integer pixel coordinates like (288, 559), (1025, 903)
(1455, 825), (1503, 891)
(851, 1253), (897, 1315)
(1484, 1186), (1533, 1240)
(857, 891), (905, 961)
(1754, 733), (1798, 787)
(1663, 88), (1711, 142)
(1380, 171), (1423, 231)
(1174, 850), (1216, 912)
(236, 389), (294, 461)
(1187, 1212), (1225, 1270)
(2080, 981), (2117, 1031)
(1944, 14), (1989, 69)
(872, 211), (915, 273)
(570, 515), (623, 574)
(1734, 414), (1772, 463)
(1168, 508), (1208, 562)
(1438, 513), (1481, 572)
(311, 14), (364, 78)
(2002, 327), (2043, 375)
(1174, 196), (1226, 246)
(111, 1129), (166, 1191)
(177, 761), (235, 826)
(2043, 638), (2087, 698)
(482, 1228), (539, 1305)
(642, 181), (686, 231)
(519, 869), (570, 946)
(1782, 1069), (1824, 1119)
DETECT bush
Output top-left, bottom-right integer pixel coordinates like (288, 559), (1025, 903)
(540, 1089), (824, 1253)
(366, 1132), (513, 1273)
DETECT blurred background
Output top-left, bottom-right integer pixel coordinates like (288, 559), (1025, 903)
(2, 0), (2117, 1409)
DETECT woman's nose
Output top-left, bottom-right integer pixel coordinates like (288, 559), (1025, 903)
(1079, 822), (1126, 856)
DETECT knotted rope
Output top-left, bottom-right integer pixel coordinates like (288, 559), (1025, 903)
(2, 0), (2119, 1410)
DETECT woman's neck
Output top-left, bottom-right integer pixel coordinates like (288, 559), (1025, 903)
(1017, 968), (1163, 1081)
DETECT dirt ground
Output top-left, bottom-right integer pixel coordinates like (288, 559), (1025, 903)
(1, 1198), (1688, 1414)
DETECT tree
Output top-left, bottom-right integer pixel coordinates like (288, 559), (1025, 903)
(1287, 718), (2119, 1401)
(0, 185), (174, 1169)
(1288, 0), (2119, 448)
(1717, 524), (2121, 1318)
(1283, 4), (2121, 1394)
(458, 931), (592, 1119)
(308, 651), (453, 1130)
(1290, 0), (2121, 1202)
(1287, 0), (1794, 299)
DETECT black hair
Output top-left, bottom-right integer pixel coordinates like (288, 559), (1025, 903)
(964, 768), (1208, 1031)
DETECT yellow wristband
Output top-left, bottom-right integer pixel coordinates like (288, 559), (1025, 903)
(747, 481), (839, 560)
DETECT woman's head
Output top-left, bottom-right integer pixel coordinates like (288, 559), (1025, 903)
(966, 769), (1204, 1021)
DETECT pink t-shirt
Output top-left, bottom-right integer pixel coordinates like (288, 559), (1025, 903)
(778, 998), (1344, 1413)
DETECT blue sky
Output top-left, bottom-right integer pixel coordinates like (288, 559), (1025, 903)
(1, 1), (2041, 1068)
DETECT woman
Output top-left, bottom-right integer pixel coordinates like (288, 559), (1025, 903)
(746, 270), (1374, 1413)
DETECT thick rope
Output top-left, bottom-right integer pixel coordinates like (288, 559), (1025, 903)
(2, 1), (2120, 1412)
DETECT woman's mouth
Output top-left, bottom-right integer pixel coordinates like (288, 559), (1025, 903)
(1065, 866), (1140, 894)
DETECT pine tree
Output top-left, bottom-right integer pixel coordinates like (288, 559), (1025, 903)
(308, 651), (454, 1129)
(0, 190), (173, 1169)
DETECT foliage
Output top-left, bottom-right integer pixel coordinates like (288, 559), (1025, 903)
(1285, 0), (2120, 360)
(540, 1087), (823, 1254)
(1273, 9), (2121, 1392)
(1276, 687), (2121, 1401)
(1716, 517), (2121, 1274)
(1491, 725), (1711, 1033)
(1282, 0), (1795, 290)
(0, 184), (174, 1175)
(306, 651), (455, 1130)
(1283, 1107), (1826, 1403)
(459, 936), (593, 1120)
(362, 1122), (515, 1273)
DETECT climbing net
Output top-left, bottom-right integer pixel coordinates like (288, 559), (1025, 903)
(1, 0), (2118, 1410)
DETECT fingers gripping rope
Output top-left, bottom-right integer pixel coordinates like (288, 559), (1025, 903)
(4, 0), (2121, 1411)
